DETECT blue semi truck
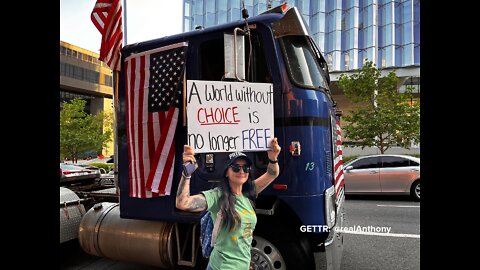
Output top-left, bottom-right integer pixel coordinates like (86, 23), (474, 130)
(72, 4), (345, 270)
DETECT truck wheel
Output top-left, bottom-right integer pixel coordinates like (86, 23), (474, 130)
(252, 218), (314, 270)
(410, 180), (420, 201)
(251, 236), (286, 270)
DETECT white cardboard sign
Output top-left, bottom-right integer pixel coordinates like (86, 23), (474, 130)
(186, 80), (274, 153)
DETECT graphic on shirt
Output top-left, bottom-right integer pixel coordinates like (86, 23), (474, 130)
(243, 223), (253, 239)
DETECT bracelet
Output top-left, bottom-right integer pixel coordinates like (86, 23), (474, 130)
(182, 172), (191, 179)
(268, 158), (278, 164)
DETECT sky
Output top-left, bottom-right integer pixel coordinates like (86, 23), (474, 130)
(60, 0), (183, 53)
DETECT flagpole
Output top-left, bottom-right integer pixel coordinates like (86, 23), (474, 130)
(113, 71), (120, 196)
(183, 73), (187, 126)
(113, 0), (125, 196)
(123, 0), (127, 45)
(92, 0), (124, 195)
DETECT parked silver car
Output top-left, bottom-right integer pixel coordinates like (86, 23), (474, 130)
(60, 163), (100, 183)
(343, 154), (420, 200)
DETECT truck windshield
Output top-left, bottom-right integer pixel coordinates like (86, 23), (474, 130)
(281, 35), (328, 90)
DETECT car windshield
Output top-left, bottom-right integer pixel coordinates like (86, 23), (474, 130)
(280, 35), (327, 89)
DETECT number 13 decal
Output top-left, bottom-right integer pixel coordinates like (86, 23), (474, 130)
(305, 162), (315, 171)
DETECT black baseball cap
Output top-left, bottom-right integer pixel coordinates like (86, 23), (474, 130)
(223, 152), (253, 175)
(226, 152), (253, 167)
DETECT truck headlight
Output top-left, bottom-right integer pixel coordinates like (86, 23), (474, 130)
(325, 185), (336, 228)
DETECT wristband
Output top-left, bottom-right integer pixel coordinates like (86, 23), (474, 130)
(268, 158), (278, 164)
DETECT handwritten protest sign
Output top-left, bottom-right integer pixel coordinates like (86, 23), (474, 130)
(186, 80), (274, 153)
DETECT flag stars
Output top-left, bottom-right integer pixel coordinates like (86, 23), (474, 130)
(148, 46), (186, 112)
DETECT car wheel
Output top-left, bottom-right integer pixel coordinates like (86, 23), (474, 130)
(410, 180), (420, 201)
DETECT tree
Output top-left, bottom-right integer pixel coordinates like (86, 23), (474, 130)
(338, 60), (420, 154)
(60, 98), (113, 162)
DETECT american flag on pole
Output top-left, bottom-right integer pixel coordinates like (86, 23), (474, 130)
(124, 42), (188, 198)
(334, 119), (345, 199)
(91, 0), (123, 71)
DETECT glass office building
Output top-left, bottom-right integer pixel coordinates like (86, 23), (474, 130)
(182, 0), (419, 78)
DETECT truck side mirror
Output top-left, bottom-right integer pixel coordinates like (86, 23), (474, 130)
(224, 31), (245, 81)
(320, 59), (331, 85)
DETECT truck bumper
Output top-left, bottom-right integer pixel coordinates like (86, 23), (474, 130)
(314, 194), (345, 270)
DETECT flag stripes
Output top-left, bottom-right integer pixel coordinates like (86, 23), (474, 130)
(124, 42), (187, 198)
(334, 120), (345, 197)
(91, 0), (122, 71)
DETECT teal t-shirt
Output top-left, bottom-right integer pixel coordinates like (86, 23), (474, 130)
(201, 187), (257, 270)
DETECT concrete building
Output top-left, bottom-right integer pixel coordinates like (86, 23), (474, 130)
(60, 41), (114, 157)
(182, 0), (420, 116)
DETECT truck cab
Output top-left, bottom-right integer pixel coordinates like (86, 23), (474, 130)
(75, 4), (345, 270)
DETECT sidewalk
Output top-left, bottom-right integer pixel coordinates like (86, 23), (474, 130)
(342, 146), (420, 157)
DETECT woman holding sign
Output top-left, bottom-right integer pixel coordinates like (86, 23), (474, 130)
(175, 138), (281, 270)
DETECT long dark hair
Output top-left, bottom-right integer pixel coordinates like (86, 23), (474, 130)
(218, 175), (256, 231)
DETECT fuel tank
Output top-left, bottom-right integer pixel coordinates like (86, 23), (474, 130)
(78, 202), (176, 268)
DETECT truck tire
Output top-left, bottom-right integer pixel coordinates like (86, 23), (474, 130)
(410, 180), (420, 201)
(252, 217), (315, 270)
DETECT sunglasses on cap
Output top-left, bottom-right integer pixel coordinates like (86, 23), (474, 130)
(229, 164), (251, 173)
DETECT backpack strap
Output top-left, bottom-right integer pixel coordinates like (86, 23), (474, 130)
(211, 208), (223, 246)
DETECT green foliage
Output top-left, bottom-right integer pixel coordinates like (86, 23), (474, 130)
(342, 155), (359, 164)
(60, 99), (113, 162)
(89, 163), (114, 171)
(338, 60), (420, 154)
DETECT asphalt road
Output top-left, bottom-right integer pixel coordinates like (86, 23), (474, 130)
(341, 195), (420, 270)
(60, 195), (420, 269)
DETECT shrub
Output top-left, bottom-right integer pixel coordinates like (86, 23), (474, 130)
(90, 163), (114, 171)
(342, 155), (359, 164)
